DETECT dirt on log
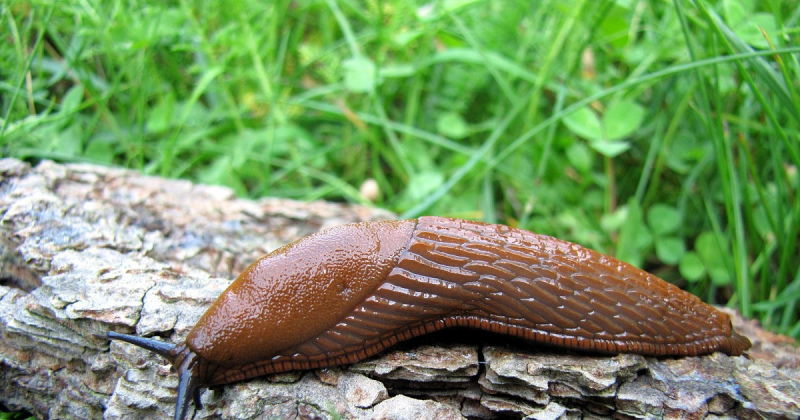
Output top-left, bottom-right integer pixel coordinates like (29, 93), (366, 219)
(0, 158), (798, 420)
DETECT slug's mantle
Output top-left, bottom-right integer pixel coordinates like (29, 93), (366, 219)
(0, 158), (797, 419)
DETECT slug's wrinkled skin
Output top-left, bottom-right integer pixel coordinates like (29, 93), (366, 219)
(108, 216), (751, 420)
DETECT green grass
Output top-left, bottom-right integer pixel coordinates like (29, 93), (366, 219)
(0, 412), (33, 420)
(2, 0), (799, 340)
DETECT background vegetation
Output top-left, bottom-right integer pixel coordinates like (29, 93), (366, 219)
(2, 0), (799, 340)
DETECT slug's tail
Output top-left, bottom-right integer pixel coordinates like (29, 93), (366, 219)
(108, 332), (201, 420)
(728, 330), (752, 356)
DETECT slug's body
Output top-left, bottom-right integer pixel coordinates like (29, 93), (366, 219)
(109, 216), (750, 419)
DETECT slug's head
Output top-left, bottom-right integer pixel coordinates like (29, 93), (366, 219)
(107, 332), (202, 420)
(107, 220), (416, 419)
(184, 219), (417, 367)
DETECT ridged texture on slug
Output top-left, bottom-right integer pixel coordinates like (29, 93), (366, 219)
(207, 216), (750, 385)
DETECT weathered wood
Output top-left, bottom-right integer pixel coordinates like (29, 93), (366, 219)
(0, 158), (797, 419)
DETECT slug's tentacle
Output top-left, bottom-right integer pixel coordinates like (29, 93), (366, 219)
(107, 331), (176, 357)
(175, 350), (200, 420)
(108, 333), (202, 420)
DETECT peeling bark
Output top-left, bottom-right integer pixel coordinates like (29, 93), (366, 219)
(0, 158), (797, 419)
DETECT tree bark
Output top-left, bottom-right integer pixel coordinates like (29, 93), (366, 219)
(0, 158), (797, 419)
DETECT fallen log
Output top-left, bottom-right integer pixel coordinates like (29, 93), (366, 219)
(1, 158), (797, 419)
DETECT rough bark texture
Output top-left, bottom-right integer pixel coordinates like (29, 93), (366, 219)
(0, 158), (797, 420)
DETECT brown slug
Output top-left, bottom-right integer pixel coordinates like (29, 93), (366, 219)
(108, 216), (751, 419)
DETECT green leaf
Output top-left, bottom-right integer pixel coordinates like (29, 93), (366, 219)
(566, 142), (593, 173)
(737, 13), (778, 49)
(342, 56), (377, 93)
(391, 31), (423, 47)
(563, 106), (603, 141)
(61, 85), (84, 114)
(695, 231), (732, 286)
(436, 112), (469, 139)
(726, 0), (778, 50)
(655, 236), (685, 265)
(147, 95), (175, 133)
(722, 0), (748, 27)
(600, 205), (628, 233)
(197, 156), (248, 196)
(664, 132), (706, 174)
(588, 140), (630, 158)
(646, 204), (681, 236)
(679, 252), (705, 282)
(708, 264), (732, 286)
(54, 124), (83, 157)
(85, 139), (115, 164)
(603, 99), (645, 140)
(381, 63), (416, 78)
(596, 2), (631, 50)
(405, 171), (444, 202)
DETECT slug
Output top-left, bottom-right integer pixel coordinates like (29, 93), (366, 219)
(108, 216), (750, 419)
